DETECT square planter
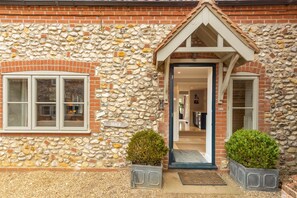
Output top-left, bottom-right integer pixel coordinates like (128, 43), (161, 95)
(130, 164), (163, 188)
(229, 159), (279, 191)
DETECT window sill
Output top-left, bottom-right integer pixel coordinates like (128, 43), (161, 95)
(0, 130), (91, 134)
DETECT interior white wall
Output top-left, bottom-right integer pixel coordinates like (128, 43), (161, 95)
(205, 67), (213, 163)
(185, 95), (190, 123)
(173, 83), (179, 141)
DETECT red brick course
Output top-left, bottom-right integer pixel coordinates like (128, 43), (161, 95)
(0, 5), (296, 24)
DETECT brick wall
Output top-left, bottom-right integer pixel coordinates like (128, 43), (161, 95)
(0, 5), (296, 24)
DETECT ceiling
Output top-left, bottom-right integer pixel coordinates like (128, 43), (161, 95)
(174, 67), (208, 91)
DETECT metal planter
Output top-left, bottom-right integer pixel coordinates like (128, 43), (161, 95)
(229, 159), (279, 191)
(130, 164), (163, 188)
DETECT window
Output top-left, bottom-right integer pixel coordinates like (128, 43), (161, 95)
(227, 73), (258, 138)
(3, 74), (88, 132)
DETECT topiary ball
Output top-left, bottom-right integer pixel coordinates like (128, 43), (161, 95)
(126, 129), (168, 166)
(225, 129), (279, 169)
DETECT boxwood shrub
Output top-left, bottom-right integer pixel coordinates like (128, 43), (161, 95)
(126, 129), (168, 166)
(225, 129), (279, 169)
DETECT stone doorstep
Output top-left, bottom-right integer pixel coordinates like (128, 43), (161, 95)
(282, 175), (297, 198)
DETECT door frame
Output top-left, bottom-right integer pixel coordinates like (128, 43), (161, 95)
(168, 63), (217, 169)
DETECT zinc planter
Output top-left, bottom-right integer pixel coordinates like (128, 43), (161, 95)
(229, 159), (279, 191)
(130, 164), (163, 188)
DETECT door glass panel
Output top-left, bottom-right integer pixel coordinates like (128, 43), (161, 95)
(172, 67), (210, 165)
(8, 103), (28, 127)
(232, 80), (253, 107)
(8, 79), (28, 102)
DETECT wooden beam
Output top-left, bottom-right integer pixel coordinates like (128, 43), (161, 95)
(220, 53), (234, 62)
(163, 57), (170, 104)
(219, 54), (240, 101)
(170, 58), (221, 63)
(186, 36), (191, 48)
(175, 46), (236, 53)
(217, 34), (223, 48)
(156, 11), (204, 62)
(207, 8), (254, 61)
(218, 62), (223, 103)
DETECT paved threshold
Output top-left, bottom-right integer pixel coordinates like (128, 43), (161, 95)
(162, 171), (241, 196)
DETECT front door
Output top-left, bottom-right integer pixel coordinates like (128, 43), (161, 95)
(169, 63), (216, 169)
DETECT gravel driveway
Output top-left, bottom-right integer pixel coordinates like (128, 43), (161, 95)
(0, 169), (281, 198)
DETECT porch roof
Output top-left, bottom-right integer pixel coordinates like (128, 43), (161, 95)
(154, 0), (259, 67)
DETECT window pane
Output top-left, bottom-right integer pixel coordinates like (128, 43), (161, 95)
(64, 104), (84, 127)
(8, 103), (28, 127)
(232, 109), (253, 132)
(8, 79), (28, 102)
(37, 104), (56, 127)
(232, 80), (253, 107)
(64, 79), (84, 102)
(37, 79), (56, 102)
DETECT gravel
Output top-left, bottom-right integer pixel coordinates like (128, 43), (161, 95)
(0, 170), (281, 198)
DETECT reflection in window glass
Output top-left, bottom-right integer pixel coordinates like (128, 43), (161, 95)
(36, 104), (56, 127)
(64, 104), (84, 127)
(37, 79), (56, 102)
(64, 79), (84, 102)
(232, 80), (253, 108)
(232, 109), (253, 132)
(36, 79), (57, 127)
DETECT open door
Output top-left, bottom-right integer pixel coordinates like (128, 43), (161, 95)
(169, 63), (216, 169)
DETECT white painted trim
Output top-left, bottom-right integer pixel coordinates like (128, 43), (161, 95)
(164, 57), (170, 104)
(220, 53), (234, 62)
(230, 72), (260, 77)
(170, 58), (221, 63)
(217, 34), (223, 48)
(175, 46), (235, 53)
(3, 71), (89, 76)
(186, 36), (191, 48)
(156, 10), (203, 62)
(219, 54), (239, 102)
(218, 62), (223, 103)
(0, 130), (91, 134)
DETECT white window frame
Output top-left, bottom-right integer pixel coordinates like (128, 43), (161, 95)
(2, 72), (89, 133)
(32, 76), (60, 131)
(60, 76), (88, 131)
(227, 72), (259, 139)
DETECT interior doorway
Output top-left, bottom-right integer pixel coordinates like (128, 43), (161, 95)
(169, 64), (216, 169)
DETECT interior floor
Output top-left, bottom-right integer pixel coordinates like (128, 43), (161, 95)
(173, 121), (207, 163)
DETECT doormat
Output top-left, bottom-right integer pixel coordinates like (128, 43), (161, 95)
(178, 172), (227, 186)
